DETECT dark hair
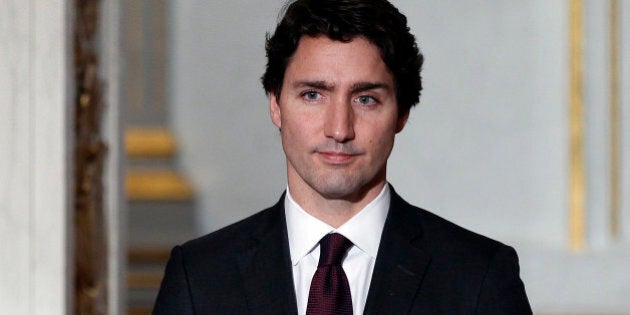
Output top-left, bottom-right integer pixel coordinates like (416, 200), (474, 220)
(261, 0), (424, 116)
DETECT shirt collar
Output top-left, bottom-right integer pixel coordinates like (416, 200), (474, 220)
(285, 184), (391, 266)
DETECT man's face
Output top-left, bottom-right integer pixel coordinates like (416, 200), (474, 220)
(270, 36), (407, 201)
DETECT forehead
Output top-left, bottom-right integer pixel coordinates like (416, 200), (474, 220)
(283, 36), (393, 86)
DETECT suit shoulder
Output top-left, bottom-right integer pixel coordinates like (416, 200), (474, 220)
(422, 206), (503, 250)
(179, 201), (283, 256)
(393, 194), (509, 258)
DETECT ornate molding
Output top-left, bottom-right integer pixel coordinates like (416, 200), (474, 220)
(74, 0), (107, 313)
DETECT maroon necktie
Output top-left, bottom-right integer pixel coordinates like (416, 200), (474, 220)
(306, 233), (353, 315)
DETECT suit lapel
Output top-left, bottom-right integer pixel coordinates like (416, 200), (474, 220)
(233, 190), (430, 314)
(236, 195), (298, 314)
(364, 189), (432, 314)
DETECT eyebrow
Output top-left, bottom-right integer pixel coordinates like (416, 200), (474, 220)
(292, 81), (332, 91)
(291, 81), (391, 93)
(350, 82), (391, 93)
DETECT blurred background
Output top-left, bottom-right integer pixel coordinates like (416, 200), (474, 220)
(2, 0), (628, 314)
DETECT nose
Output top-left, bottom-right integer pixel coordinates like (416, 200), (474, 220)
(324, 98), (355, 142)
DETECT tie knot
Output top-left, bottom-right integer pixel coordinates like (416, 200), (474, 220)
(318, 233), (352, 266)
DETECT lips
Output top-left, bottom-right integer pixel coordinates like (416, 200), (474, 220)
(317, 151), (358, 164)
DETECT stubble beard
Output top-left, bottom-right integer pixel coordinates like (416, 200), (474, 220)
(294, 161), (385, 202)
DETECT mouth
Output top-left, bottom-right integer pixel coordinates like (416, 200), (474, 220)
(317, 151), (359, 164)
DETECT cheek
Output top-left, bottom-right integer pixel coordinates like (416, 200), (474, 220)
(372, 127), (398, 157)
(361, 118), (397, 143)
(287, 111), (323, 134)
(281, 116), (311, 146)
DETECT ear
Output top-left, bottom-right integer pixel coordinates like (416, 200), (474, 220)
(270, 93), (282, 129)
(395, 110), (409, 133)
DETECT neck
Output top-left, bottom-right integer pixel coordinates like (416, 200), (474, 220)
(288, 179), (386, 228)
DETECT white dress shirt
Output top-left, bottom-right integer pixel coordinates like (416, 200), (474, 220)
(285, 184), (391, 315)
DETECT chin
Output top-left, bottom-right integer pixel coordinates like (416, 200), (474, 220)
(311, 177), (368, 200)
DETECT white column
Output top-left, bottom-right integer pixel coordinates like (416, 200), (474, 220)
(0, 0), (73, 314)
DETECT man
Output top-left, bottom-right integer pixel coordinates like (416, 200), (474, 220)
(154, 0), (532, 314)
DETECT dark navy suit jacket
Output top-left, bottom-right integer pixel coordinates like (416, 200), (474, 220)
(154, 189), (532, 314)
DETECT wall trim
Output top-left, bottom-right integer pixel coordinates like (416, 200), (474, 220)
(569, 0), (586, 251)
(608, 0), (621, 239)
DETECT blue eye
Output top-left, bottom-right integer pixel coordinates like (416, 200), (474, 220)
(302, 91), (322, 101)
(356, 95), (376, 105)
